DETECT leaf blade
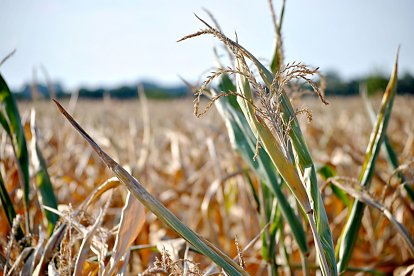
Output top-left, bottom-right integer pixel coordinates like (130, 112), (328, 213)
(0, 171), (25, 240)
(213, 87), (309, 256)
(30, 110), (59, 235)
(53, 100), (247, 276)
(337, 49), (399, 272)
(0, 74), (31, 235)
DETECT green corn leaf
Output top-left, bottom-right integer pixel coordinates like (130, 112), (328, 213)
(53, 100), (247, 276)
(337, 49), (399, 272)
(0, 111), (11, 136)
(254, 63), (336, 276)
(213, 86), (309, 256)
(232, 48), (336, 276)
(403, 182), (414, 203)
(0, 74), (31, 235)
(259, 182), (276, 262)
(318, 165), (349, 207)
(266, 204), (285, 275)
(214, 95), (309, 255)
(277, 213), (295, 275)
(0, 171), (25, 241)
(243, 170), (261, 211)
(361, 87), (414, 202)
(218, 73), (240, 111)
(381, 136), (414, 202)
(181, 18), (336, 275)
(30, 111), (59, 235)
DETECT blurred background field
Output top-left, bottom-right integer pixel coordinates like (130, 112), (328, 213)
(1, 95), (413, 274)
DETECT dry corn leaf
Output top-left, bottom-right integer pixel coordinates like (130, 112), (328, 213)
(53, 99), (247, 275)
(104, 192), (145, 275)
(33, 223), (67, 276)
(74, 209), (104, 276)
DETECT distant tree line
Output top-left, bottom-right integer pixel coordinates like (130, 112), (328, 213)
(324, 71), (414, 96)
(77, 82), (189, 99)
(14, 81), (190, 100)
(13, 72), (414, 100)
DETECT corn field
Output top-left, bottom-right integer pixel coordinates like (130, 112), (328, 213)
(1, 1), (414, 275)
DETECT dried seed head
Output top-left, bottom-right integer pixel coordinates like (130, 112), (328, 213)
(181, 16), (328, 160)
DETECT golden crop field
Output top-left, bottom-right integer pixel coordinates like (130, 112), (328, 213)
(1, 1), (414, 275)
(1, 95), (413, 275)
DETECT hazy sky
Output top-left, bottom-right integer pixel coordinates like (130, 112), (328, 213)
(1, 0), (413, 90)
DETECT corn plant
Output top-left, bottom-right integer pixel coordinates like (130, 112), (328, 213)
(213, 76), (310, 274)
(0, 74), (31, 236)
(1, 74), (59, 240)
(53, 100), (248, 275)
(360, 83), (414, 202)
(336, 49), (400, 272)
(1, 1), (412, 274)
(179, 13), (337, 275)
(178, 0), (409, 273)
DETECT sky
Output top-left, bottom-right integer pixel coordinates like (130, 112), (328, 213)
(1, 0), (413, 91)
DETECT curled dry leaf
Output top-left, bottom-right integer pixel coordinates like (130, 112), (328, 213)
(74, 209), (104, 276)
(104, 192), (145, 275)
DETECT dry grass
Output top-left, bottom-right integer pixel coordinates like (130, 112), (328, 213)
(1, 95), (413, 274)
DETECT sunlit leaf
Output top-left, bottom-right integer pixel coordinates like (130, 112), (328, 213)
(337, 49), (399, 272)
(53, 99), (248, 276)
(0, 74), (31, 235)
